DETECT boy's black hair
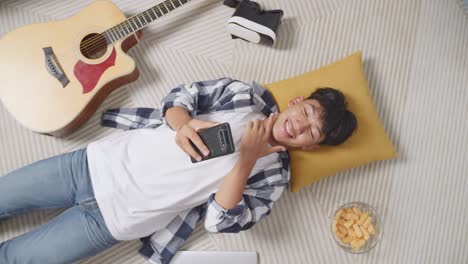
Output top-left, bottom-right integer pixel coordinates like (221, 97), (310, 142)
(308, 88), (357, 145)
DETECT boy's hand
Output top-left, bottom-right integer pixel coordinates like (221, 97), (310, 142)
(240, 113), (286, 164)
(175, 119), (220, 161)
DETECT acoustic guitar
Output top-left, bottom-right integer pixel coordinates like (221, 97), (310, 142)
(0, 0), (192, 137)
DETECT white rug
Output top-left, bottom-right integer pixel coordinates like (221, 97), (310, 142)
(1, 0), (467, 263)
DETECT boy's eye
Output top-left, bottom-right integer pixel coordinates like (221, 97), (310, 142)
(304, 108), (308, 117)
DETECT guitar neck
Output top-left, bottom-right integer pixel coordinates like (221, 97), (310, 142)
(103, 0), (192, 44)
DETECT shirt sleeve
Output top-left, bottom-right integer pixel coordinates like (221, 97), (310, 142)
(160, 77), (254, 130)
(204, 168), (287, 233)
(100, 107), (163, 131)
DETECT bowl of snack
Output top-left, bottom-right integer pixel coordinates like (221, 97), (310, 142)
(331, 202), (382, 254)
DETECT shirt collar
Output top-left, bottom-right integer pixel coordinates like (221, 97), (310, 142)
(251, 81), (279, 114)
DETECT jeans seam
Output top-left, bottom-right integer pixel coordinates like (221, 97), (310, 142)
(79, 197), (95, 204)
(79, 197), (97, 211)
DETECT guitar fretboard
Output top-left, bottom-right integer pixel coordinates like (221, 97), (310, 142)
(103, 0), (191, 44)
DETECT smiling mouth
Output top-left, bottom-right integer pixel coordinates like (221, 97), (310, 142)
(284, 119), (293, 138)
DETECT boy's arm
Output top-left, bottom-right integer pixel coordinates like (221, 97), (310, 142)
(204, 163), (287, 233)
(165, 106), (192, 131)
(101, 108), (162, 131)
(212, 156), (255, 211)
(100, 77), (248, 131)
(160, 77), (252, 129)
(204, 114), (287, 233)
(165, 106), (220, 161)
(162, 77), (253, 161)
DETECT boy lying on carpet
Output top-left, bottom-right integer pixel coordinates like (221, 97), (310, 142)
(0, 77), (356, 264)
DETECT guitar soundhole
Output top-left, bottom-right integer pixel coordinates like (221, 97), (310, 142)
(80, 33), (108, 60)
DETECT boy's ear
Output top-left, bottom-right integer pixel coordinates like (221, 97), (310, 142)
(288, 96), (306, 107)
(301, 144), (320, 151)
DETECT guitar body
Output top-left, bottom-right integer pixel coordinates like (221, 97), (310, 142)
(0, 1), (142, 137)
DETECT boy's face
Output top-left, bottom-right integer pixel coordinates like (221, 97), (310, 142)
(272, 96), (326, 150)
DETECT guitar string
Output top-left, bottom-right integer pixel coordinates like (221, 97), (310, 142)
(81, 0), (184, 54)
(57, 0), (185, 58)
(51, 6), (165, 70)
(79, 0), (179, 51)
(80, 11), (154, 56)
(79, 3), (168, 54)
(55, 0), (186, 70)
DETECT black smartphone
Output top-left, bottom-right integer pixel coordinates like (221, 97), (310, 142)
(189, 122), (235, 163)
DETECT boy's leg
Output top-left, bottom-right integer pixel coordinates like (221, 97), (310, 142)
(0, 148), (91, 219)
(0, 198), (120, 264)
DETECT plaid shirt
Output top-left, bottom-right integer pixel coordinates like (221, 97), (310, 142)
(100, 78), (290, 264)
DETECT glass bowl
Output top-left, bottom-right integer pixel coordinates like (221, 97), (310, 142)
(330, 201), (382, 254)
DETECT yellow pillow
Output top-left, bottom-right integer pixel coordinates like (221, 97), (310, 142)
(262, 51), (397, 193)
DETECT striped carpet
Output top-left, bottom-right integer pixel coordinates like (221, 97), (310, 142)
(1, 0), (467, 263)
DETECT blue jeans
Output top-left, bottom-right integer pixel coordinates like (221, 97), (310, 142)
(0, 148), (121, 264)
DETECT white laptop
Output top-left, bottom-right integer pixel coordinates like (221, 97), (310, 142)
(170, 251), (258, 264)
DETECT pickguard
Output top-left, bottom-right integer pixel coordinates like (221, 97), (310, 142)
(73, 48), (116, 94)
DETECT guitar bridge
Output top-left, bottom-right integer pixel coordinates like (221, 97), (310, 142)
(43, 47), (70, 87)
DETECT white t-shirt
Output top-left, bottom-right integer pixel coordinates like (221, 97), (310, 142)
(86, 111), (267, 241)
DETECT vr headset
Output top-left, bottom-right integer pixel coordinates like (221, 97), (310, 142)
(224, 0), (284, 46)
